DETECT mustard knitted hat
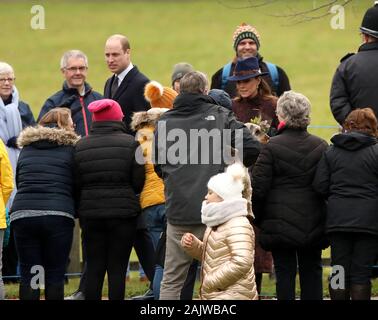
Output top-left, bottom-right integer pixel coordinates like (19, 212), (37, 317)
(144, 81), (178, 109)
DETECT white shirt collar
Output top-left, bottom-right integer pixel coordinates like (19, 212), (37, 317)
(115, 62), (134, 86)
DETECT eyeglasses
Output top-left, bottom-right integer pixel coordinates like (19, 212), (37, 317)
(64, 66), (88, 72)
(0, 77), (15, 83)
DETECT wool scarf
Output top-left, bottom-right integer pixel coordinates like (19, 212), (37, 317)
(201, 198), (248, 228)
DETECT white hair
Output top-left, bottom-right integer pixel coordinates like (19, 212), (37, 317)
(276, 90), (311, 129)
(60, 50), (88, 69)
(0, 62), (14, 75)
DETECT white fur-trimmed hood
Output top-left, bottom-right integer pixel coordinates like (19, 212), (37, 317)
(130, 108), (169, 132)
(17, 125), (80, 147)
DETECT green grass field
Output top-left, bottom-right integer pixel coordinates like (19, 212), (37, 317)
(0, 0), (373, 141)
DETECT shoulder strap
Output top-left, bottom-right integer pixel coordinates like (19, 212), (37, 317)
(266, 62), (279, 93)
(221, 62), (232, 90)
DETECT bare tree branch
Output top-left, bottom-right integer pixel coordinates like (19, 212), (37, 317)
(217, 0), (354, 24)
(216, 0), (278, 10)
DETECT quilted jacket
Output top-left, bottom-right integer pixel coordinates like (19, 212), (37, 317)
(184, 216), (258, 300)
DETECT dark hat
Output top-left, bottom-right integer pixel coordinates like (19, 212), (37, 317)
(360, 2), (378, 38)
(208, 89), (232, 110)
(171, 62), (194, 86)
(227, 57), (268, 82)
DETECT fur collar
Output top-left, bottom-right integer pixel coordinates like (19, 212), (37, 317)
(17, 125), (80, 147)
(130, 108), (169, 132)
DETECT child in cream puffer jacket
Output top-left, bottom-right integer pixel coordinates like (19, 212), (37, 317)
(181, 163), (258, 300)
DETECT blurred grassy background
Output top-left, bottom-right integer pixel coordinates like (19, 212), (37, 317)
(0, 0), (373, 141)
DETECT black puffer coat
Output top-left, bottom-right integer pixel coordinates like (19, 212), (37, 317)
(11, 125), (79, 217)
(252, 128), (328, 250)
(313, 132), (378, 236)
(74, 121), (145, 220)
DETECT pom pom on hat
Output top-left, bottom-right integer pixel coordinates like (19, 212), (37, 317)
(88, 99), (124, 122)
(207, 163), (247, 201)
(144, 80), (178, 109)
(232, 22), (261, 51)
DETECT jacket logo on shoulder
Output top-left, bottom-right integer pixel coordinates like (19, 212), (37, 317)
(205, 115), (215, 121)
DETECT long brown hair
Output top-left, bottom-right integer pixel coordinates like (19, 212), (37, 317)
(235, 77), (276, 102)
(39, 108), (73, 131)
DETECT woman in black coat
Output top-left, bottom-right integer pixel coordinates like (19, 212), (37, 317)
(74, 99), (145, 300)
(11, 108), (78, 300)
(252, 91), (328, 300)
(313, 108), (378, 300)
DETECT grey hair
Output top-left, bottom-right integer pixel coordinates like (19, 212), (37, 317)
(0, 62), (14, 75)
(276, 90), (311, 129)
(179, 71), (208, 94)
(60, 50), (88, 69)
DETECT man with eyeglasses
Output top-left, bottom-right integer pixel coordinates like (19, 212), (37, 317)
(38, 50), (102, 137)
(0, 61), (36, 288)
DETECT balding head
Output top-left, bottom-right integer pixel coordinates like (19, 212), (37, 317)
(106, 34), (130, 51)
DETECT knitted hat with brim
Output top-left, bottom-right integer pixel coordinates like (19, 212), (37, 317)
(233, 23), (261, 51)
(144, 80), (178, 108)
(88, 99), (124, 122)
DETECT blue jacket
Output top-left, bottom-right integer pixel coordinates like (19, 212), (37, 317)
(11, 125), (79, 217)
(38, 82), (102, 137)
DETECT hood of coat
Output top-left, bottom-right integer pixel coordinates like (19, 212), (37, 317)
(17, 125), (80, 148)
(331, 131), (377, 151)
(130, 108), (169, 132)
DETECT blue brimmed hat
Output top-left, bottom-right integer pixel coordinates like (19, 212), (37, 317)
(228, 57), (269, 82)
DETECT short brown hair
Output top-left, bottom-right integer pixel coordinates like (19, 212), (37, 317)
(179, 71), (208, 94)
(343, 108), (378, 137)
(39, 108), (73, 131)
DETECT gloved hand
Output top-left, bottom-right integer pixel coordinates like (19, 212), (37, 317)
(6, 136), (18, 148)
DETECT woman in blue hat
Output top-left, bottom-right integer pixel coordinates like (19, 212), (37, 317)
(228, 56), (278, 297)
(229, 56), (278, 136)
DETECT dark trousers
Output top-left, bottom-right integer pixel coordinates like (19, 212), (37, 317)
(134, 228), (156, 283)
(2, 227), (19, 283)
(272, 248), (323, 300)
(329, 232), (378, 286)
(83, 217), (137, 300)
(12, 216), (74, 300)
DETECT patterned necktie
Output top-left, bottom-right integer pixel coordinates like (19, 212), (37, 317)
(111, 76), (119, 98)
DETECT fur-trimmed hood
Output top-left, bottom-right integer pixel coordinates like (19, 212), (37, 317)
(131, 108), (169, 132)
(17, 125), (80, 147)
